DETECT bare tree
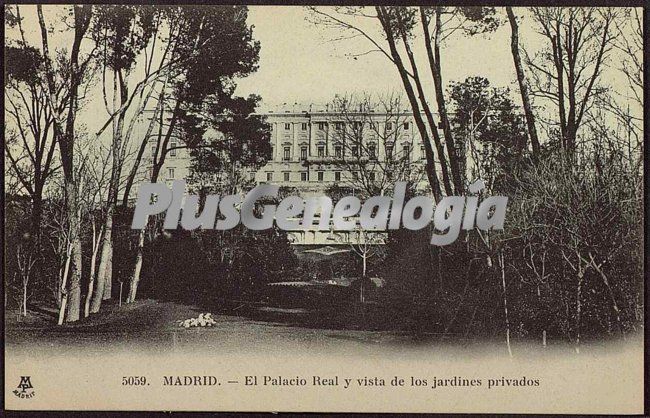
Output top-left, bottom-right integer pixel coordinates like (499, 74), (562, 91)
(80, 143), (112, 317)
(497, 251), (513, 357)
(525, 7), (619, 154)
(505, 7), (540, 158)
(37, 4), (94, 322)
(340, 228), (386, 303)
(503, 150), (641, 351)
(45, 166), (86, 325)
(4, 7), (62, 289)
(125, 88), (179, 303)
(592, 8), (643, 166)
(14, 244), (37, 317)
(611, 8), (642, 111)
(327, 93), (423, 196)
(4, 50), (59, 237)
(89, 6), (168, 312)
(125, 6), (262, 303)
(310, 6), (500, 197)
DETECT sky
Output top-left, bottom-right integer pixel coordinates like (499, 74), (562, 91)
(6, 5), (641, 137)
(5, 5), (642, 196)
(236, 6), (521, 110)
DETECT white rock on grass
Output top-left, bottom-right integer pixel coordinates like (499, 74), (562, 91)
(178, 313), (216, 328)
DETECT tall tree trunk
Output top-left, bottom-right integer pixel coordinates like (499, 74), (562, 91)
(103, 247), (113, 299)
(393, 9), (452, 196)
(589, 253), (625, 339)
(420, 7), (453, 195)
(84, 223), (102, 317)
(30, 192), (44, 299)
(91, 215), (112, 313)
(430, 7), (463, 193)
(127, 97), (181, 303)
(106, 72), (129, 300)
(62, 6), (91, 323)
(506, 7), (540, 159)
(376, 6), (443, 201)
(57, 243), (72, 325)
(56, 265), (63, 308)
(64, 182), (83, 322)
(40, 4), (92, 323)
(31, 194), (43, 242)
(575, 267), (584, 354)
(121, 140), (147, 207)
(22, 278), (28, 316)
(499, 252), (512, 357)
(121, 79), (166, 207)
(127, 229), (146, 303)
(91, 70), (129, 310)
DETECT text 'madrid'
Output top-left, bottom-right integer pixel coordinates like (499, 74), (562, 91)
(131, 180), (507, 246)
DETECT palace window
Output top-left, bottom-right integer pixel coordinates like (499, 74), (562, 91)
(301, 147), (308, 160)
(335, 146), (342, 158)
(169, 142), (177, 157)
(352, 146), (359, 157)
(335, 172), (341, 181)
(402, 145), (410, 161)
(369, 172), (376, 182)
(284, 123), (291, 130)
(284, 172), (290, 182)
(283, 146), (291, 161)
(335, 122), (344, 131)
(301, 123), (308, 130)
(167, 167), (175, 180)
(386, 146), (393, 160)
(317, 171), (324, 182)
(301, 172), (308, 182)
(368, 144), (376, 160)
(317, 122), (326, 130)
(386, 122), (393, 131)
(318, 146), (325, 157)
(266, 172), (273, 181)
(404, 121), (410, 130)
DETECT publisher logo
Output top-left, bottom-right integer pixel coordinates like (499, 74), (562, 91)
(13, 376), (35, 399)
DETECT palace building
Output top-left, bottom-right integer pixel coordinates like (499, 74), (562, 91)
(139, 103), (445, 193)
(256, 103), (433, 195)
(137, 103), (450, 256)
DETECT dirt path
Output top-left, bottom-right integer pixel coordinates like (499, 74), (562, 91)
(6, 299), (623, 360)
(5, 300), (415, 356)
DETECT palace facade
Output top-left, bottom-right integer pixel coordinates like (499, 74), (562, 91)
(256, 104), (435, 195)
(138, 104), (448, 251)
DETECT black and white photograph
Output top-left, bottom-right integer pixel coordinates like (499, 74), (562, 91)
(3, 3), (645, 413)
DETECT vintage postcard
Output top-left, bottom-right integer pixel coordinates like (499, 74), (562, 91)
(3, 3), (644, 413)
